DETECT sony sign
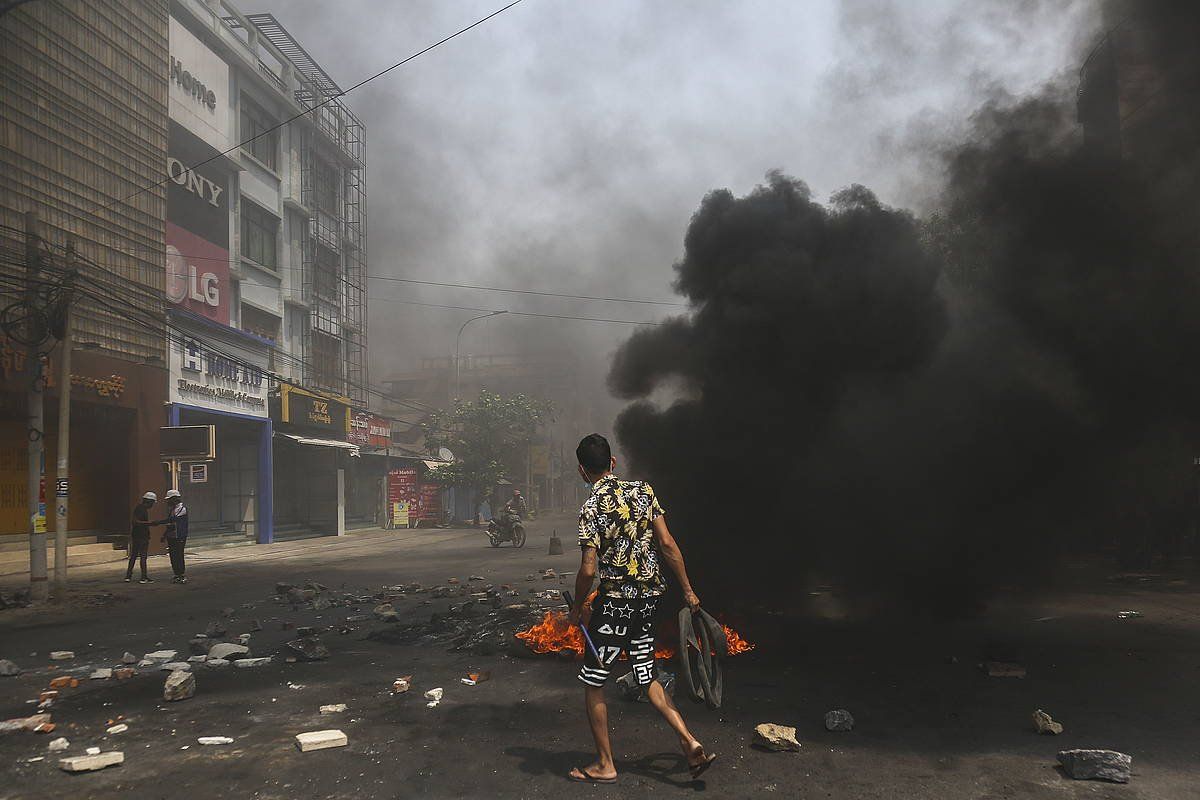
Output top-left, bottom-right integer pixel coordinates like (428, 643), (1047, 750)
(165, 157), (224, 207)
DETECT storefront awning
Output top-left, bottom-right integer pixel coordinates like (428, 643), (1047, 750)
(275, 433), (361, 456)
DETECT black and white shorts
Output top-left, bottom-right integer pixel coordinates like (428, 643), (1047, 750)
(577, 596), (660, 688)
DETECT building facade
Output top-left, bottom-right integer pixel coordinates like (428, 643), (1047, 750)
(0, 0), (170, 570)
(166, 0), (368, 543)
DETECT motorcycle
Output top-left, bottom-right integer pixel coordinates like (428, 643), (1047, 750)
(486, 511), (526, 548)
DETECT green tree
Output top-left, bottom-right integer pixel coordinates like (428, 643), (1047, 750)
(422, 390), (551, 519)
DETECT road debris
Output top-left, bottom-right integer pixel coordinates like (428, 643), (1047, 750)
(295, 729), (348, 752)
(1033, 709), (1063, 735)
(49, 651), (74, 660)
(320, 704), (347, 714)
(825, 709), (854, 731)
(114, 668), (135, 680)
(235, 657), (272, 668)
(0, 659), (20, 676)
(59, 751), (123, 772)
(144, 650), (177, 664)
(1057, 749), (1131, 783)
(120, 652), (138, 664)
(754, 723), (801, 752)
(208, 643), (250, 660)
(198, 736), (234, 745)
(284, 638), (330, 661)
(48, 737), (69, 751)
(161, 662), (191, 672)
(204, 659), (230, 669)
(373, 603), (398, 623)
(188, 655), (207, 663)
(163, 670), (195, 702)
(548, 531), (563, 555)
(106, 723), (128, 734)
(48, 676), (79, 689)
(424, 687), (443, 707)
(0, 713), (52, 735)
(982, 661), (1026, 678)
(392, 676), (412, 694)
(617, 669), (675, 702)
(1116, 610), (1142, 619)
(90, 668), (112, 680)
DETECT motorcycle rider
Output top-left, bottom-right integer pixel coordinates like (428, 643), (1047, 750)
(504, 488), (528, 519)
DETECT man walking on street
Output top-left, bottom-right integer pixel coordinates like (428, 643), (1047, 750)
(158, 489), (189, 584)
(125, 492), (157, 584)
(567, 433), (716, 784)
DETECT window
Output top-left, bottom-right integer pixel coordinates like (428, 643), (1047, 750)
(241, 95), (278, 169)
(312, 331), (342, 390)
(241, 201), (278, 269)
(314, 156), (339, 213)
(241, 304), (280, 343)
(314, 246), (340, 301)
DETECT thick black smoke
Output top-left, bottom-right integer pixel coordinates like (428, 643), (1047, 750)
(610, 3), (1200, 613)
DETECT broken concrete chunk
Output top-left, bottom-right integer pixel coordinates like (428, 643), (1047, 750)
(237, 633), (252, 645)
(0, 713), (51, 734)
(207, 643), (250, 661)
(204, 659), (230, 669)
(392, 676), (412, 694)
(234, 657), (272, 668)
(187, 655), (207, 664)
(295, 729), (348, 752)
(85, 746), (100, 755)
(284, 638), (330, 662)
(48, 676), (78, 689)
(163, 670), (195, 702)
(89, 668), (112, 680)
(114, 668), (135, 680)
(423, 687), (443, 707)
(1033, 709), (1063, 735)
(198, 736), (233, 745)
(144, 650), (177, 664)
(1057, 749), (1131, 783)
(120, 652), (138, 665)
(754, 723), (801, 752)
(824, 709), (854, 732)
(106, 723), (128, 734)
(161, 662), (191, 672)
(983, 661), (1026, 678)
(49, 651), (74, 661)
(59, 751), (123, 772)
(0, 659), (21, 676)
(47, 737), (69, 751)
(319, 704), (347, 714)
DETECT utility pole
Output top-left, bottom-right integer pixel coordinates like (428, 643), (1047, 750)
(53, 238), (76, 599)
(24, 211), (47, 602)
(454, 310), (506, 400)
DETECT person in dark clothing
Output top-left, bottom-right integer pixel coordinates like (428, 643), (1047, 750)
(125, 492), (158, 584)
(157, 489), (189, 584)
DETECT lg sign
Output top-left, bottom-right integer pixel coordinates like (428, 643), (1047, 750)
(166, 245), (220, 309)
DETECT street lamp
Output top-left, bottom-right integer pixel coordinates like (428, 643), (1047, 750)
(455, 310), (507, 400)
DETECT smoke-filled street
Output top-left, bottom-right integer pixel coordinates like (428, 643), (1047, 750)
(1, 519), (1197, 798)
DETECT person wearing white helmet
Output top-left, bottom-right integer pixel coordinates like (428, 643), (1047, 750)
(125, 491), (158, 584)
(155, 488), (190, 584)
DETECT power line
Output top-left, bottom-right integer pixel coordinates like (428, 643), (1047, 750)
(367, 274), (683, 306)
(108, 0), (524, 211)
(384, 297), (665, 326)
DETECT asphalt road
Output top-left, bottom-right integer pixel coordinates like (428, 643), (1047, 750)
(1, 516), (1198, 799)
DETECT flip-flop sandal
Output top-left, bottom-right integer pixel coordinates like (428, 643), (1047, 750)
(568, 767), (618, 784)
(689, 751), (718, 779)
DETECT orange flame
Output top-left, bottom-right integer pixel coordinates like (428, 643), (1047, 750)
(516, 611), (754, 658)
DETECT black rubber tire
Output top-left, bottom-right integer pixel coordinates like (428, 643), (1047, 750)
(678, 607), (725, 709)
(513, 524), (526, 548)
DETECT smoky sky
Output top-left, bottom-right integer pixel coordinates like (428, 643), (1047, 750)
(266, 0), (1095, 408)
(607, 1), (1200, 611)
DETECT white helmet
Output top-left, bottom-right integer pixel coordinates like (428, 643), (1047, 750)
(165, 489), (182, 499)
(142, 492), (158, 501)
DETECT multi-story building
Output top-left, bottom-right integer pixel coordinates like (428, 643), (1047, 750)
(0, 1), (170, 572)
(165, 0), (367, 544)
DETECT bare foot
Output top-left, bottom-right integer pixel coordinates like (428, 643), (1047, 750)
(568, 762), (618, 783)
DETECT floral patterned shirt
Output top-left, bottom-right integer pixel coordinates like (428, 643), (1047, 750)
(578, 474), (667, 598)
